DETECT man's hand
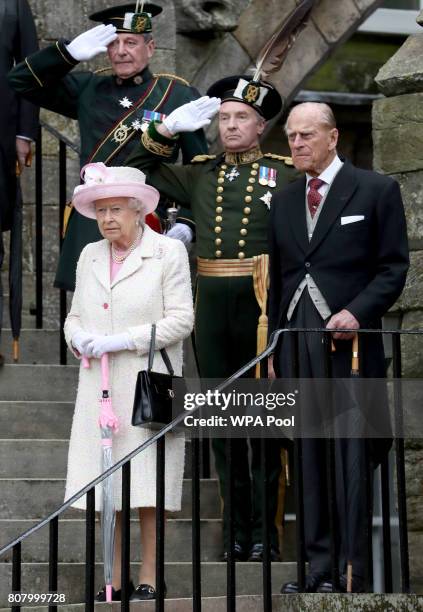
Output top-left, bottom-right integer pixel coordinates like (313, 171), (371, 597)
(268, 354), (276, 379)
(326, 309), (359, 340)
(166, 223), (193, 245)
(160, 96), (221, 137)
(16, 138), (31, 174)
(66, 24), (117, 62)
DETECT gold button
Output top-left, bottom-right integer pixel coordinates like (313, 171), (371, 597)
(245, 195), (252, 203)
(250, 169), (258, 176)
(217, 177), (225, 184)
(216, 196), (223, 203)
(215, 226), (222, 234)
(215, 238), (222, 246)
(215, 250), (222, 258)
(240, 228), (248, 236)
(244, 207), (251, 215)
(248, 177), (256, 184)
(221, 164), (227, 170)
(216, 215), (223, 223)
(238, 252), (245, 260)
(239, 239), (246, 247)
(216, 206), (223, 214)
(242, 217), (249, 225)
(219, 170), (225, 177)
(252, 162), (259, 169)
(246, 185), (254, 193)
(217, 186), (224, 193)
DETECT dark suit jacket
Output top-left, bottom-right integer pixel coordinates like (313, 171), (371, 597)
(0, 0), (38, 230)
(268, 160), (409, 370)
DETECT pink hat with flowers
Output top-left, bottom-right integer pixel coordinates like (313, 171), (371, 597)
(72, 162), (160, 219)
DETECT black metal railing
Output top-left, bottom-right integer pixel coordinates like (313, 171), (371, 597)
(34, 122), (80, 364)
(1, 327), (420, 610)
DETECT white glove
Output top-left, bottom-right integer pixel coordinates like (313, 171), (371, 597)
(163, 96), (221, 135)
(66, 25), (117, 62)
(71, 331), (100, 356)
(86, 332), (136, 359)
(166, 223), (194, 245)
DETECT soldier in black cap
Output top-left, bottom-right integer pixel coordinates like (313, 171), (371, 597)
(127, 75), (300, 561)
(8, 1), (207, 292)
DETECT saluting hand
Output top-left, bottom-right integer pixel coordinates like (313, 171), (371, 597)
(66, 24), (117, 62)
(160, 96), (221, 137)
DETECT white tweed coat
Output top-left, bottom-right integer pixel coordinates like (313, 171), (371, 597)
(64, 225), (194, 512)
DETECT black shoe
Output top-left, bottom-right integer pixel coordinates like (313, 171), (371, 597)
(317, 573), (366, 593)
(281, 571), (331, 594)
(248, 543), (280, 562)
(130, 582), (167, 601)
(94, 581), (134, 602)
(222, 542), (246, 562)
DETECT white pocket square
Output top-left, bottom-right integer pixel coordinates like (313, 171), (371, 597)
(341, 215), (365, 225)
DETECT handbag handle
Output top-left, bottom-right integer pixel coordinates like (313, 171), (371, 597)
(148, 324), (175, 376)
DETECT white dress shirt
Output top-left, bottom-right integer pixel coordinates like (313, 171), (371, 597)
(287, 155), (344, 322)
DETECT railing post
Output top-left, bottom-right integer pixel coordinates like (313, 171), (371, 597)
(156, 437), (166, 611)
(121, 461), (131, 612)
(48, 516), (59, 612)
(11, 542), (21, 612)
(191, 438), (202, 611)
(85, 488), (95, 612)
(59, 140), (67, 365)
(380, 455), (393, 592)
(35, 125), (43, 329)
(225, 437), (236, 611)
(261, 436), (271, 612)
(392, 333), (410, 593)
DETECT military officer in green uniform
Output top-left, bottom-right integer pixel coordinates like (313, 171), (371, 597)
(126, 76), (300, 560)
(8, 2), (207, 291)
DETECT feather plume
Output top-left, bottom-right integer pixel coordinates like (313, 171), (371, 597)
(252, 0), (314, 82)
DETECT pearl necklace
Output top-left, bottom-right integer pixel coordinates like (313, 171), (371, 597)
(111, 228), (143, 263)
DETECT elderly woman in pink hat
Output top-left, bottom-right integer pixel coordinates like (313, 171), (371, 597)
(63, 162), (194, 601)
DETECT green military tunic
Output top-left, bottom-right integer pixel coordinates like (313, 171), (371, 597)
(127, 122), (300, 551)
(8, 39), (207, 290)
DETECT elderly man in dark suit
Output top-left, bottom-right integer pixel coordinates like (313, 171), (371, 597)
(268, 102), (409, 592)
(0, 0), (39, 365)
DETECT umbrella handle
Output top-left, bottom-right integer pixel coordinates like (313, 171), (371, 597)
(101, 353), (110, 391)
(82, 357), (90, 369)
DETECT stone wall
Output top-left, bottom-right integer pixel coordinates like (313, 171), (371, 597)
(373, 11), (423, 593)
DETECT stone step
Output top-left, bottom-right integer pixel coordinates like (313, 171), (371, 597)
(2, 593), (422, 612)
(0, 518), (296, 564)
(0, 478), (220, 521)
(0, 402), (73, 439)
(0, 329), (77, 366)
(0, 439), (198, 479)
(0, 561), (298, 604)
(0, 365), (78, 402)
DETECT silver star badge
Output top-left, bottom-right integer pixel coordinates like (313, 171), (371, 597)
(119, 96), (133, 108)
(131, 119), (143, 131)
(260, 191), (272, 209)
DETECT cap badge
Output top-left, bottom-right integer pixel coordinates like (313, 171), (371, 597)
(242, 82), (261, 104)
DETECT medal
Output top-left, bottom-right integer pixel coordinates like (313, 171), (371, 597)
(268, 168), (277, 188)
(113, 122), (129, 143)
(225, 167), (240, 182)
(259, 165), (268, 185)
(260, 191), (273, 210)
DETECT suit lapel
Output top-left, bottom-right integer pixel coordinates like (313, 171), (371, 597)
(286, 176), (309, 253)
(307, 161), (358, 255)
(91, 241), (111, 291)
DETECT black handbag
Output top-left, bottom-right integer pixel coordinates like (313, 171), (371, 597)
(131, 324), (184, 429)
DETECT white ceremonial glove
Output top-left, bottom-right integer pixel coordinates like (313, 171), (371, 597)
(66, 25), (117, 62)
(163, 96), (221, 135)
(166, 223), (194, 245)
(86, 332), (136, 359)
(71, 331), (100, 357)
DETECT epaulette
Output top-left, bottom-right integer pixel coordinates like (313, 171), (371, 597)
(94, 67), (113, 75)
(264, 153), (294, 166)
(191, 154), (217, 163)
(154, 73), (190, 86)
